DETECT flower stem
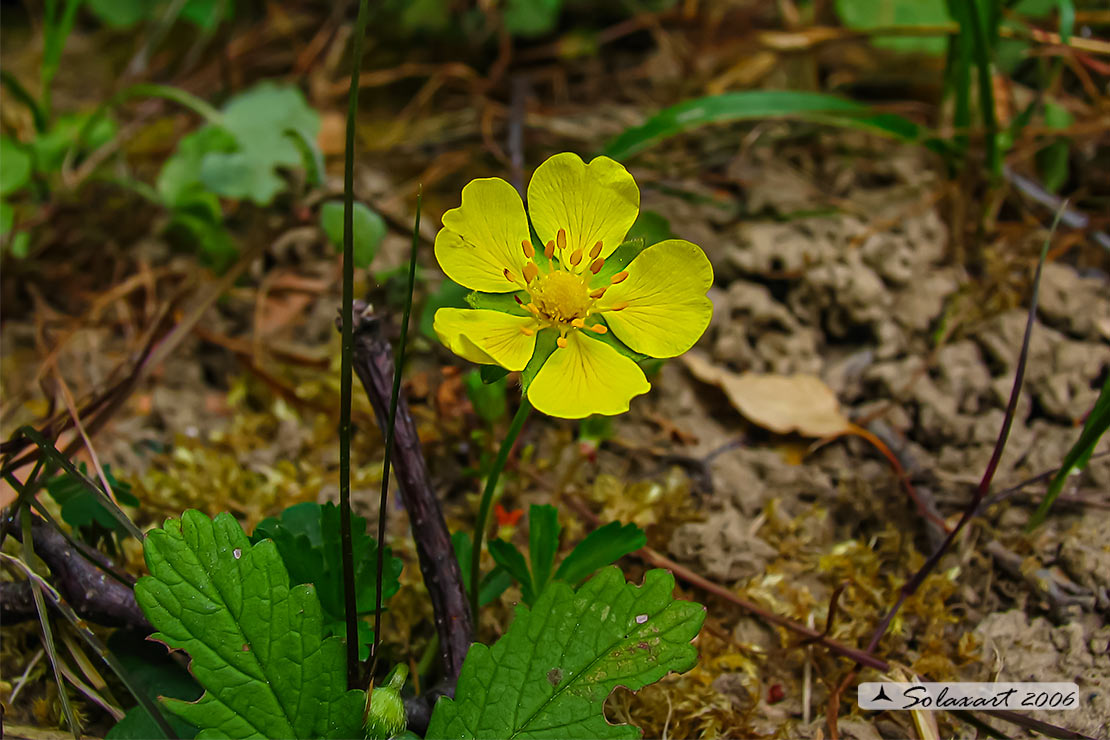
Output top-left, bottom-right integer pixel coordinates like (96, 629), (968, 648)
(340, 0), (371, 691)
(470, 397), (531, 617)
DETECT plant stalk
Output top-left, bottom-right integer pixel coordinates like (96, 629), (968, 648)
(340, 0), (371, 692)
(470, 398), (531, 618)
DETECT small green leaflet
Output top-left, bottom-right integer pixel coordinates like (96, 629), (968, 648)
(46, 463), (139, 535)
(134, 510), (365, 739)
(426, 567), (705, 739)
(320, 200), (387, 268)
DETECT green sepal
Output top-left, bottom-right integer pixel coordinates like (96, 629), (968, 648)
(365, 664), (409, 740)
(465, 289), (530, 316)
(521, 329), (558, 395)
(479, 365), (510, 385)
(581, 320), (648, 363)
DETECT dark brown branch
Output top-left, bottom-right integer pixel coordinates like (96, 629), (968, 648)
(346, 302), (474, 683)
(3, 513), (151, 632)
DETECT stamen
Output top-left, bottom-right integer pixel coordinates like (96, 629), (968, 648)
(556, 228), (567, 251)
(523, 263), (539, 283)
(514, 295), (524, 305)
(520, 326), (535, 336)
(589, 258), (604, 274)
(522, 240), (535, 258)
(589, 286), (607, 299)
(556, 336), (568, 348)
(610, 300), (629, 311)
(504, 268), (516, 282)
(525, 303), (540, 314)
(611, 271), (629, 284)
(589, 324), (608, 334)
(544, 240), (555, 259)
(571, 318), (586, 328)
(569, 248), (583, 266)
(589, 241), (603, 259)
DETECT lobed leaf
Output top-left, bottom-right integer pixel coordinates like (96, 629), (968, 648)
(426, 567), (705, 739)
(134, 510), (364, 739)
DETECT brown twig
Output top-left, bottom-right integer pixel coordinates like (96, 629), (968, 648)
(347, 302), (473, 682)
(2, 513), (151, 632)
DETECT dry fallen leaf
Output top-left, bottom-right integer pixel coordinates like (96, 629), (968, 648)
(681, 351), (851, 437)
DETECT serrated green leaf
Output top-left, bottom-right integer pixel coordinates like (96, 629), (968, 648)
(106, 631), (201, 740)
(158, 126), (237, 208)
(528, 505), (560, 599)
(198, 83), (320, 205)
(135, 511), (364, 739)
(427, 567), (705, 739)
(320, 200), (386, 268)
(555, 522), (646, 586)
(252, 502), (402, 624)
(1, 136), (32, 195)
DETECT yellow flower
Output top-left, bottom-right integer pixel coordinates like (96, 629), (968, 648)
(433, 152), (713, 419)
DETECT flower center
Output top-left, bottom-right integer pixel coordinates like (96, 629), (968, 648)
(528, 270), (590, 323)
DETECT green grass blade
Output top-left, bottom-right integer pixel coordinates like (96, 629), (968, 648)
(1028, 376), (1110, 529)
(602, 91), (939, 161)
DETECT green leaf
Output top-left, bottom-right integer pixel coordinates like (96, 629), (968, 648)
(555, 522), (646, 586)
(0, 136), (32, 195)
(157, 126), (237, 209)
(528, 504), (560, 599)
(45, 463), (139, 534)
(253, 502), (402, 626)
(603, 90), (938, 161)
(31, 112), (118, 175)
(198, 82), (321, 204)
(503, 0), (561, 37)
(135, 510), (365, 739)
(426, 567), (705, 739)
(86, 0), (150, 28)
(488, 538), (534, 604)
(106, 631), (201, 740)
(320, 200), (386, 269)
(464, 369), (508, 423)
(452, 531), (513, 607)
(1029, 375), (1110, 529)
(835, 0), (952, 55)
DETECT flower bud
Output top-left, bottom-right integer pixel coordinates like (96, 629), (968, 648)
(364, 664), (408, 739)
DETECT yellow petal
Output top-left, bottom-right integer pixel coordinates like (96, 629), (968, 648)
(527, 332), (650, 419)
(527, 153), (639, 267)
(434, 308), (537, 371)
(600, 239), (714, 358)
(435, 178), (531, 293)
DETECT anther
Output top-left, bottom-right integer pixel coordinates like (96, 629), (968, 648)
(520, 326), (535, 336)
(611, 271), (629, 284)
(556, 336), (568, 348)
(570, 248), (583, 266)
(556, 228), (567, 251)
(589, 258), (604, 274)
(523, 263), (539, 283)
(522, 240), (535, 258)
(571, 318), (586, 328)
(514, 295), (524, 305)
(589, 324), (608, 334)
(504, 268), (516, 282)
(589, 286), (607, 299)
(589, 241), (603, 259)
(610, 300), (629, 311)
(544, 240), (555, 259)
